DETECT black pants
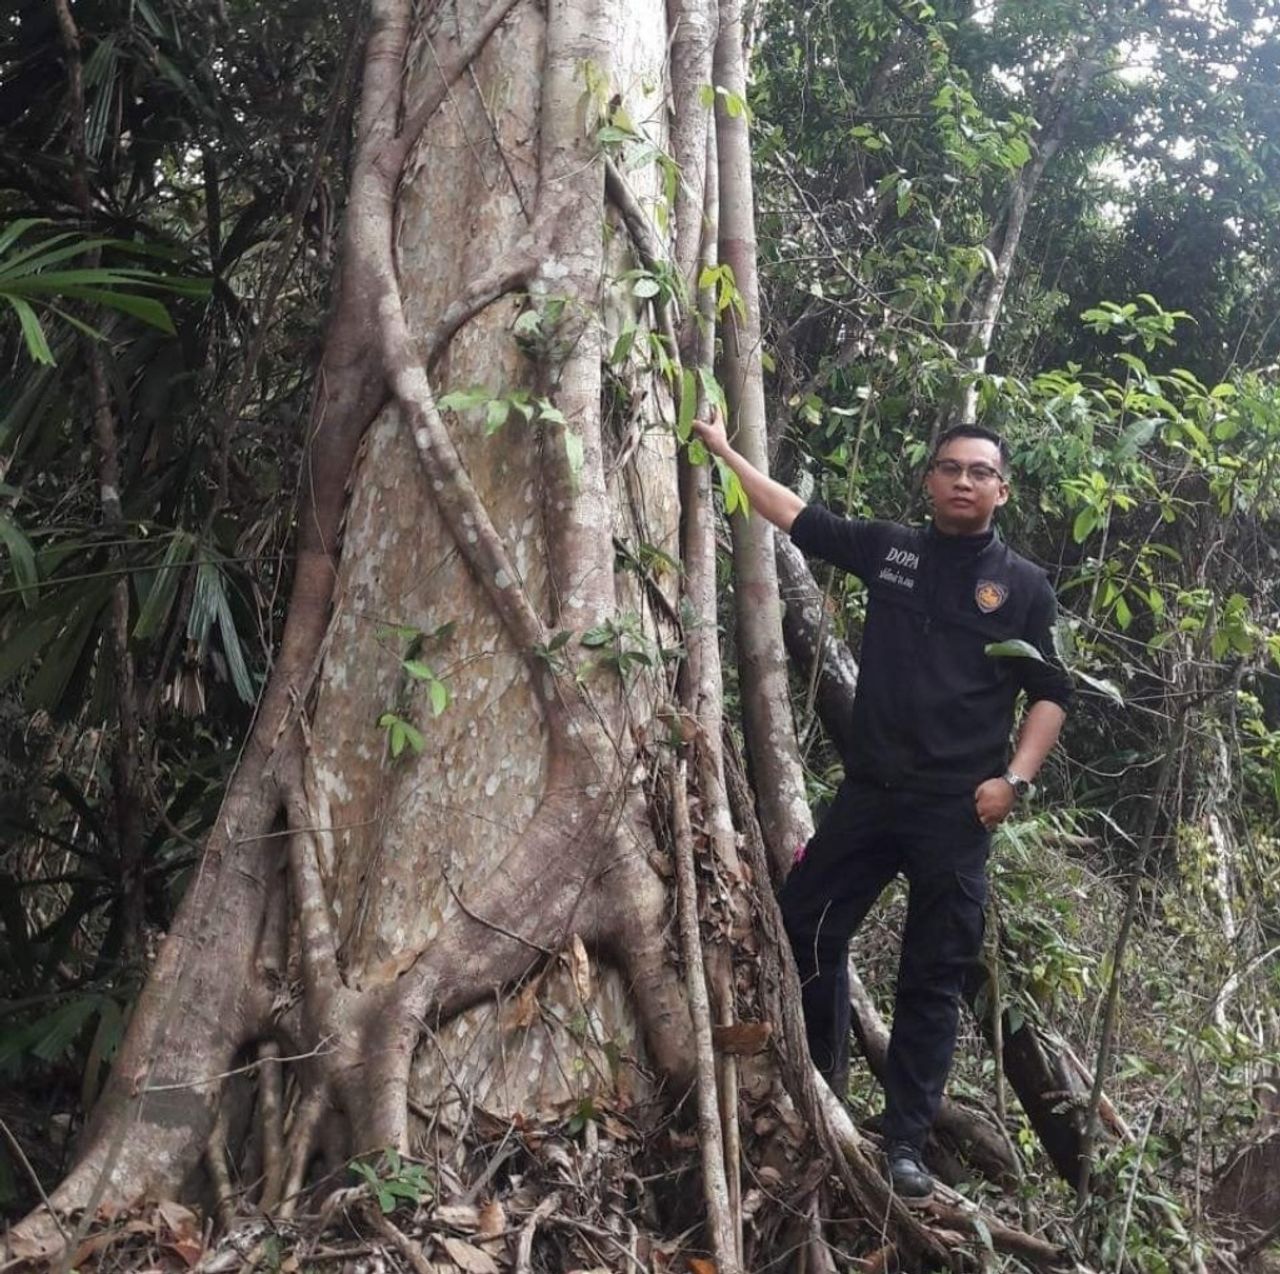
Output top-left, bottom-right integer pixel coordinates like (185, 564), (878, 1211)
(779, 779), (989, 1150)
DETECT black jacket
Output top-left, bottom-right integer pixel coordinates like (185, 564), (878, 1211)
(790, 505), (1072, 794)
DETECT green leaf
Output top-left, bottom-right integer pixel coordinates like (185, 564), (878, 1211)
(6, 297), (53, 364)
(31, 995), (102, 1064)
(403, 659), (435, 681)
(208, 565), (256, 704)
(610, 325), (637, 365)
(984, 639), (1045, 662)
(537, 399), (566, 425)
(437, 386), (490, 413)
(632, 276), (661, 299)
(715, 457), (750, 516)
(697, 366), (726, 412)
(676, 368), (696, 442)
(0, 219), (51, 257)
(0, 514), (39, 607)
(428, 679), (449, 717)
(1113, 593), (1132, 630)
(133, 531), (193, 639)
(1077, 670), (1124, 705)
(40, 284), (176, 334)
(485, 397), (510, 434)
(1072, 506), (1098, 543)
(0, 608), (63, 690)
(26, 586), (109, 713)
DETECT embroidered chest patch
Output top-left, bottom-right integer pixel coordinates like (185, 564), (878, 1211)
(975, 580), (1008, 613)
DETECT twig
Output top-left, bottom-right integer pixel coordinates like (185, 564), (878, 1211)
(1113, 1107), (1155, 1271)
(1077, 712), (1187, 1209)
(514, 1191), (560, 1274)
(1237, 1211), (1280, 1262)
(143, 1038), (336, 1092)
(444, 873), (554, 956)
(543, 1214), (649, 1273)
(0, 1117), (68, 1245)
(713, 961), (744, 1264)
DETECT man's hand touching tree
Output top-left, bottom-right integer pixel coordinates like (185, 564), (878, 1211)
(692, 406), (731, 458)
(691, 407), (805, 531)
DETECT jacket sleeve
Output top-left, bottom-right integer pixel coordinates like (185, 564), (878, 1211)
(788, 504), (884, 582)
(1016, 576), (1074, 711)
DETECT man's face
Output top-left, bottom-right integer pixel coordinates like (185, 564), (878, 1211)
(925, 436), (1009, 534)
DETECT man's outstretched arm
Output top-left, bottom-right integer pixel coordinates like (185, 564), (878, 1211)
(692, 410), (805, 532)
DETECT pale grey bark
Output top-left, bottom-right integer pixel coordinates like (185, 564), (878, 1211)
(715, 0), (813, 875)
(958, 44), (1104, 426)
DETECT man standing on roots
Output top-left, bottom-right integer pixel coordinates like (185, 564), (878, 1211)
(693, 411), (1071, 1202)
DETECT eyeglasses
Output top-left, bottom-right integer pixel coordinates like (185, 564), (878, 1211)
(931, 458), (1004, 485)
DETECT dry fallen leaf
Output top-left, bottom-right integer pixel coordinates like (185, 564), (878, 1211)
(161, 1235), (205, 1269)
(507, 974), (543, 1030)
(688, 1259), (718, 1274)
(476, 1198), (506, 1238)
(566, 932), (592, 1003)
(441, 1234), (501, 1273)
(434, 1203), (480, 1231)
(155, 1198), (199, 1238)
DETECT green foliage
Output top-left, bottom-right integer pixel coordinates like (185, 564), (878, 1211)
(0, 221), (207, 364)
(348, 1149), (433, 1214)
(579, 612), (679, 681)
(0, 0), (350, 1186)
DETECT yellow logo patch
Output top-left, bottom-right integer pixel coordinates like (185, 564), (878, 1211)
(976, 580), (1008, 613)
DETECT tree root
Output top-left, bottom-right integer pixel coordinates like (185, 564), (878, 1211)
(670, 758), (741, 1273)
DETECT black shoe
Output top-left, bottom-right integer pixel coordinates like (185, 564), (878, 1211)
(885, 1141), (934, 1203)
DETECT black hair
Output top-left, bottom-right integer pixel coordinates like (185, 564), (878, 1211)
(931, 424), (1010, 471)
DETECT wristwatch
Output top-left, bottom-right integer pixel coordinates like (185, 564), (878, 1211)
(1002, 769), (1035, 800)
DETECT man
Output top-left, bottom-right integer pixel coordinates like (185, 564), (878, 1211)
(692, 413), (1071, 1202)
